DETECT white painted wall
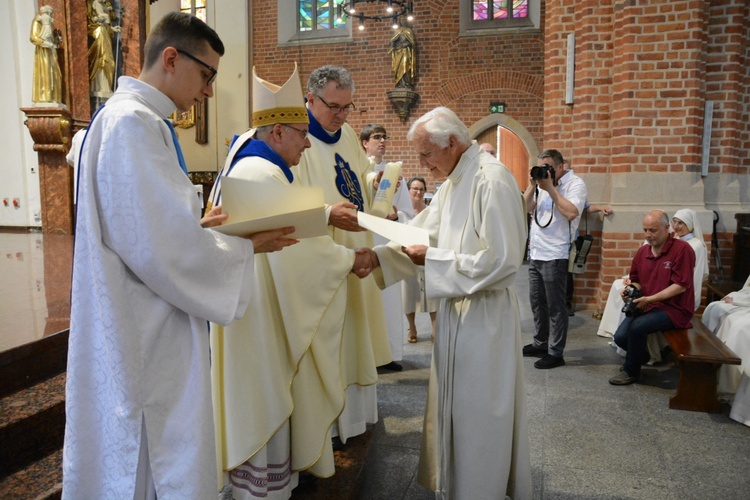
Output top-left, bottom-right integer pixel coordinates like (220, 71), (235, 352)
(0, 0), (43, 227)
(0, 1), (249, 228)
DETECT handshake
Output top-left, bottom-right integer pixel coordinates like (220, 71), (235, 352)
(352, 248), (379, 278)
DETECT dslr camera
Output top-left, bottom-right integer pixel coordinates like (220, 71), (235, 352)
(621, 284), (643, 317)
(530, 163), (556, 182)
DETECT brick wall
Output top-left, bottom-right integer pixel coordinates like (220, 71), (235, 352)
(249, 0), (749, 311)
(250, 0), (545, 190)
(546, 0), (750, 310)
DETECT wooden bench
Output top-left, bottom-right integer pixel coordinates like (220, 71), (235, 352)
(662, 321), (741, 413)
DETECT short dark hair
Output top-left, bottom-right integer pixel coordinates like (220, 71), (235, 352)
(537, 149), (565, 167)
(143, 12), (225, 71)
(407, 177), (427, 189)
(359, 124), (387, 145)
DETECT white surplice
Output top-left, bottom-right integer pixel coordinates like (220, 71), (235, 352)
(209, 134), (355, 499)
(374, 143), (532, 499)
(63, 77), (255, 499)
(292, 120), (391, 442)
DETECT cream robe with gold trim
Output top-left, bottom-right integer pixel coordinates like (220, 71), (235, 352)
(210, 136), (356, 493)
(292, 123), (392, 434)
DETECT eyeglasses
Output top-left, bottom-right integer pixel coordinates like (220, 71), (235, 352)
(282, 124), (308, 140)
(370, 134), (388, 141)
(409, 187), (425, 192)
(176, 49), (218, 86)
(315, 94), (356, 114)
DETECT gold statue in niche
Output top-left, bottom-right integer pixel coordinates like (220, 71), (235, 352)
(87, 0), (120, 98)
(388, 25), (416, 89)
(30, 5), (64, 104)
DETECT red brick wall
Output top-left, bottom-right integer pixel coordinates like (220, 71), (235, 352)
(250, 0), (546, 190)
(546, 0), (750, 310)
(249, 0), (748, 311)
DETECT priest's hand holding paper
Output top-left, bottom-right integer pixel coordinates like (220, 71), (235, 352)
(402, 245), (428, 266)
(200, 205), (229, 228)
(247, 226), (299, 253)
(329, 201), (365, 232)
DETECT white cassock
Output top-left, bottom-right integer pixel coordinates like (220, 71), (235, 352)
(63, 77), (255, 499)
(374, 143), (532, 499)
(702, 277), (750, 332)
(715, 305), (750, 427)
(292, 118), (392, 442)
(208, 133), (354, 499)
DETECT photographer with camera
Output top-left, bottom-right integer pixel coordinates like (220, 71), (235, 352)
(609, 210), (695, 385)
(522, 150), (587, 369)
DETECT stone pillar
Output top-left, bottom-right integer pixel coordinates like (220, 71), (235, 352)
(21, 106), (74, 235)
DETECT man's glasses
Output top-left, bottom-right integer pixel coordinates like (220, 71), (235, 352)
(176, 49), (218, 86)
(315, 94), (356, 114)
(370, 134), (388, 141)
(282, 124), (308, 140)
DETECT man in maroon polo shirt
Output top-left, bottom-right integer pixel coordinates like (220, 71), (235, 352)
(609, 210), (695, 385)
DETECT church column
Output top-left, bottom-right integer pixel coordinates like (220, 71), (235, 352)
(21, 107), (74, 235)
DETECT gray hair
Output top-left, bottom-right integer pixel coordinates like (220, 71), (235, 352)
(307, 66), (355, 95)
(407, 107), (470, 149)
(645, 209), (670, 227)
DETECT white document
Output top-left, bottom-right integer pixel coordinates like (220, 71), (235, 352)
(213, 177), (327, 239)
(358, 212), (429, 247)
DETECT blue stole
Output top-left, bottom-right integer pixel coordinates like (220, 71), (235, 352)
(212, 135), (293, 207)
(307, 109), (342, 144)
(306, 110), (365, 211)
(165, 120), (189, 175)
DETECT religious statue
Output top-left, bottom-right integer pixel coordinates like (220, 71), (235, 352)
(87, 0), (120, 98)
(388, 25), (416, 89)
(30, 5), (63, 104)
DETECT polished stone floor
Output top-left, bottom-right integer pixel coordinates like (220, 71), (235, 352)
(0, 230), (72, 352)
(360, 263), (750, 500)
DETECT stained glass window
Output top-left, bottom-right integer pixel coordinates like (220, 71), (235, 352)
(299, 0), (347, 32)
(181, 0), (207, 23)
(472, 0), (527, 22)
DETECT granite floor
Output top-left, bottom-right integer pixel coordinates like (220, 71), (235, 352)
(358, 263), (750, 500)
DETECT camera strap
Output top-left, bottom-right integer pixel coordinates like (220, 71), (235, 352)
(532, 185), (554, 228)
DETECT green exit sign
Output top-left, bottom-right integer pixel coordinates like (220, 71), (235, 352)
(490, 102), (506, 113)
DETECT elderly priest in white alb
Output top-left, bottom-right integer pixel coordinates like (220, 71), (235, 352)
(368, 107), (532, 499)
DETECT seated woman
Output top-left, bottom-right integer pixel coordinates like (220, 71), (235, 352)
(702, 275), (750, 332)
(597, 209), (708, 339)
(710, 275), (750, 427)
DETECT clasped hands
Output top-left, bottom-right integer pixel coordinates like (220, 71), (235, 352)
(350, 244), (429, 279)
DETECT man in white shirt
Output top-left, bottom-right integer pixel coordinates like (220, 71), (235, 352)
(522, 149), (587, 369)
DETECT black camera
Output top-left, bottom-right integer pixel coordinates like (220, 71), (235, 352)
(621, 285), (643, 317)
(530, 163), (555, 182)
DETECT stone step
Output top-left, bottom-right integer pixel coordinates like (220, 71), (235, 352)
(0, 372), (66, 478)
(0, 447), (62, 499)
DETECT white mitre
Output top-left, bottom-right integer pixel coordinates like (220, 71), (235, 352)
(252, 63), (309, 128)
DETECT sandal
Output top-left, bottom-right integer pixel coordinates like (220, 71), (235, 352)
(407, 329), (417, 343)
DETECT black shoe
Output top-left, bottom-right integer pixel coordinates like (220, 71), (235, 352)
(379, 361), (403, 372)
(534, 354), (565, 369)
(567, 308), (575, 317)
(522, 343), (547, 357)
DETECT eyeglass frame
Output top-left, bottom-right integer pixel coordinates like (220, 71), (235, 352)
(282, 124), (309, 140)
(369, 133), (388, 141)
(176, 48), (218, 86)
(409, 186), (426, 192)
(314, 94), (356, 114)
